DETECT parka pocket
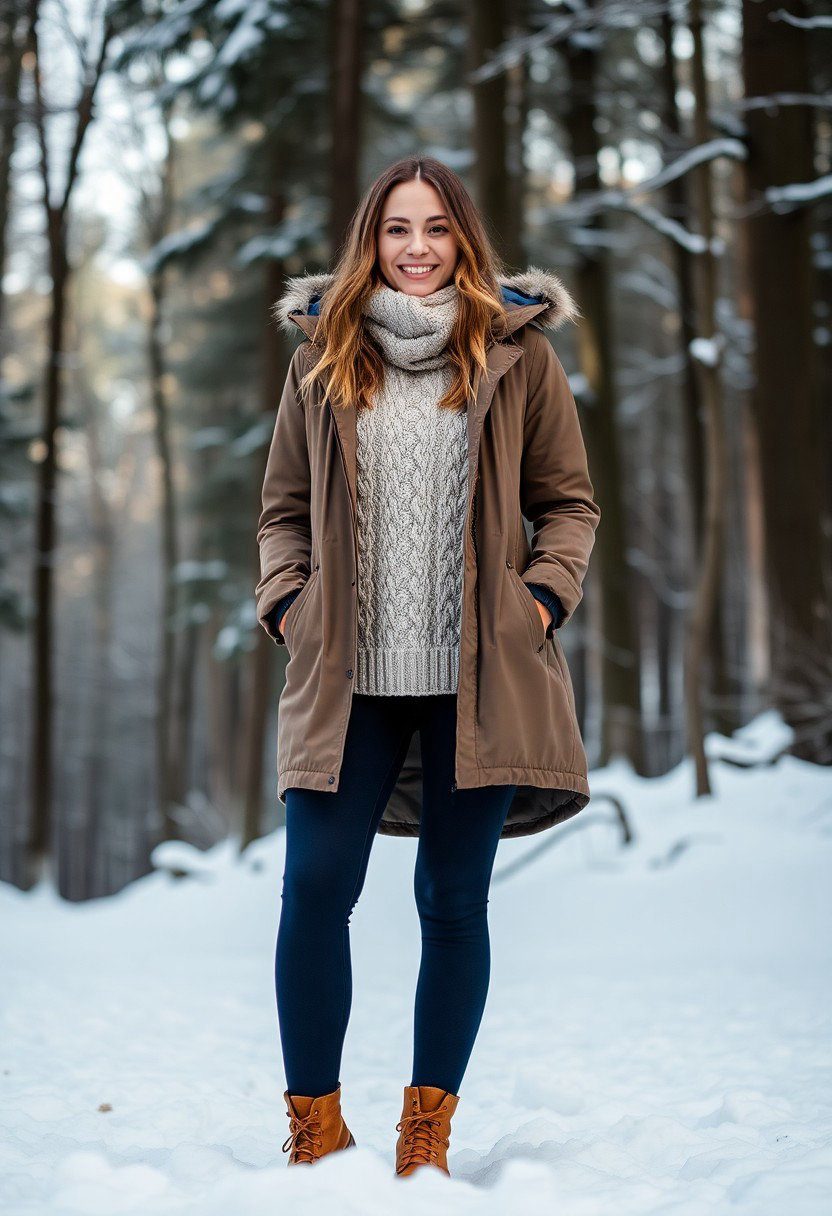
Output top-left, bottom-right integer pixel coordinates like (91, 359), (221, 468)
(506, 563), (547, 654)
(549, 629), (568, 685)
(282, 565), (320, 650)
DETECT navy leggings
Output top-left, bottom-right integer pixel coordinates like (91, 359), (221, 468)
(275, 691), (516, 1098)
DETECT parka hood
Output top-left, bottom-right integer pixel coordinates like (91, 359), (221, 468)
(272, 265), (580, 339)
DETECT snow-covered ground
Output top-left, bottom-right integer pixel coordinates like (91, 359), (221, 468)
(2, 712), (831, 1215)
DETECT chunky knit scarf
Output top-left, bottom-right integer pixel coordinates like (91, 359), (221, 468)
(363, 281), (459, 371)
(354, 281), (468, 696)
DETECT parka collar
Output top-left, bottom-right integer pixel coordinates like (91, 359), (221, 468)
(272, 265), (580, 344)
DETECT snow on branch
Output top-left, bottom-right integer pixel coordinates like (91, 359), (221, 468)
(771, 10), (832, 29)
(555, 140), (745, 254)
(766, 174), (832, 209)
(735, 92), (832, 111)
(468, 0), (671, 83)
(610, 200), (712, 254)
(636, 139), (747, 195)
(143, 220), (215, 273)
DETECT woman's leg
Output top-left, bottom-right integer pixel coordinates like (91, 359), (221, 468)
(276, 693), (416, 1097)
(410, 693), (516, 1095)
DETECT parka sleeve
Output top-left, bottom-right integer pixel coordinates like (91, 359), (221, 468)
(255, 345), (313, 644)
(519, 330), (601, 627)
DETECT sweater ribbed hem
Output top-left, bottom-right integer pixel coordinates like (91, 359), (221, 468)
(354, 645), (459, 696)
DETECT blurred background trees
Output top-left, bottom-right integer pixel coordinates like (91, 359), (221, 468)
(1, 0), (829, 898)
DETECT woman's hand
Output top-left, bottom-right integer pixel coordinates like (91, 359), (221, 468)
(279, 609), (289, 636)
(535, 600), (553, 633)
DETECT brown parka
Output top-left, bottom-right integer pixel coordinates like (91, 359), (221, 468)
(255, 267), (601, 839)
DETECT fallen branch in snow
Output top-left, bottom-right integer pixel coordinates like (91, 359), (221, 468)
(648, 833), (723, 869)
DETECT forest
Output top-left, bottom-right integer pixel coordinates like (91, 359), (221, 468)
(0, 0), (830, 899)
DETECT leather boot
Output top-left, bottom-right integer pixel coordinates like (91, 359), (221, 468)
(395, 1083), (460, 1177)
(282, 1084), (356, 1165)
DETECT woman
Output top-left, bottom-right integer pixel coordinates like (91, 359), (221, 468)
(255, 156), (600, 1177)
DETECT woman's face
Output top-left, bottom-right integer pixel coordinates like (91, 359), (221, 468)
(377, 179), (459, 296)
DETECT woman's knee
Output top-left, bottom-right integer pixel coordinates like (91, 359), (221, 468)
(281, 850), (353, 916)
(414, 863), (489, 928)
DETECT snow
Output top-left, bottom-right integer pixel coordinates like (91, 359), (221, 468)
(704, 709), (793, 766)
(689, 335), (724, 367)
(2, 711), (831, 1214)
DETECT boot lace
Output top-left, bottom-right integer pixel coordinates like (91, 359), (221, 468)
(282, 1109), (323, 1163)
(396, 1107), (449, 1169)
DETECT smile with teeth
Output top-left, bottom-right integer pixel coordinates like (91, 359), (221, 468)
(399, 265), (438, 276)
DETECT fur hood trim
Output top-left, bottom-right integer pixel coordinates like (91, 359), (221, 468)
(272, 265), (580, 336)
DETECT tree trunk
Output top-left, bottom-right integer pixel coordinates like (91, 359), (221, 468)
(329, 0), (363, 253)
(504, 0), (529, 270)
(683, 0), (730, 796)
(28, 226), (68, 875)
(0, 5), (25, 355)
(563, 5), (645, 770)
(740, 0), (830, 762)
(147, 265), (180, 839)
(467, 0), (513, 265)
(76, 362), (115, 899)
(26, 0), (112, 881)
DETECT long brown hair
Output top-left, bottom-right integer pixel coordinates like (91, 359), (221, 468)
(298, 156), (512, 414)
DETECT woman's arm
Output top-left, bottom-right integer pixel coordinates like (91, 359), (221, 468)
(255, 345), (314, 645)
(519, 330), (601, 628)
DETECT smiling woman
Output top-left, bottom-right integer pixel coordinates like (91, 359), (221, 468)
(257, 154), (599, 1177)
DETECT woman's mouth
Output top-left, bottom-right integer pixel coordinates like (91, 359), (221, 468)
(398, 265), (439, 278)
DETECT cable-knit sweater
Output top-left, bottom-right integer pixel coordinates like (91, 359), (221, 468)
(354, 281), (468, 695)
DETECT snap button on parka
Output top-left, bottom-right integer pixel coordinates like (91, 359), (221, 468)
(256, 267), (601, 839)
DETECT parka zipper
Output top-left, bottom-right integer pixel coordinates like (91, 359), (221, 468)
(470, 468), (480, 611)
(452, 464), (479, 794)
(330, 404), (359, 668)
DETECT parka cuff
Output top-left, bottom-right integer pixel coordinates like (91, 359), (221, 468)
(265, 587), (302, 645)
(526, 582), (566, 636)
